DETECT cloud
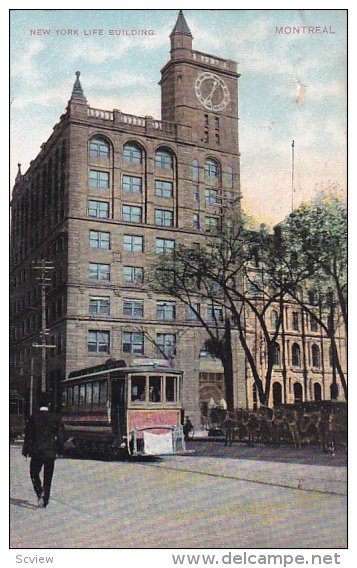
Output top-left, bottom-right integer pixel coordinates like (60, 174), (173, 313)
(11, 39), (45, 85)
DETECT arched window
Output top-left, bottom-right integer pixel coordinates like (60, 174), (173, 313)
(311, 344), (321, 368)
(192, 159), (199, 180)
(314, 383), (322, 401)
(330, 383), (339, 400)
(270, 309), (279, 329)
(226, 166), (233, 187)
(123, 142), (142, 165)
(204, 158), (220, 183)
(155, 148), (174, 170)
(292, 343), (301, 367)
(273, 342), (281, 366)
(273, 382), (282, 406)
(89, 137), (110, 159)
(293, 382), (303, 403)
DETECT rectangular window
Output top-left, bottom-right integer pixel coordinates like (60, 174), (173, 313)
(149, 376), (162, 402)
(310, 315), (318, 332)
(205, 188), (219, 206)
(193, 185), (200, 202)
(92, 382), (100, 405)
(79, 385), (86, 407)
(123, 235), (144, 252)
(88, 330), (110, 354)
(155, 180), (173, 198)
(207, 304), (224, 322)
(155, 151), (173, 170)
(293, 312), (300, 331)
(89, 230), (111, 249)
(89, 297), (110, 316)
(187, 303), (200, 321)
(73, 385), (79, 406)
(88, 200), (109, 219)
(166, 376), (178, 402)
(99, 381), (108, 405)
(155, 209), (173, 227)
(131, 375), (146, 402)
(123, 145), (142, 164)
(156, 238), (175, 254)
(122, 332), (144, 354)
(85, 383), (93, 405)
(123, 175), (142, 194)
(123, 266), (144, 283)
(123, 299), (144, 318)
(205, 216), (220, 233)
(122, 205), (142, 223)
(89, 263), (110, 282)
(157, 301), (175, 321)
(193, 213), (200, 230)
(89, 140), (109, 158)
(89, 170), (109, 189)
(156, 333), (176, 357)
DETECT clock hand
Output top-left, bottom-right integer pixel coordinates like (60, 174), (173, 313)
(203, 80), (219, 104)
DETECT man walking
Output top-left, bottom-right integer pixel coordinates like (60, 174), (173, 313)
(22, 394), (64, 508)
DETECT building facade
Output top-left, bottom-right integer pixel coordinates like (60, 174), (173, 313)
(10, 11), (346, 423)
(10, 12), (245, 425)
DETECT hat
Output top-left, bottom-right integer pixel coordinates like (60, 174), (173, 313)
(38, 392), (51, 408)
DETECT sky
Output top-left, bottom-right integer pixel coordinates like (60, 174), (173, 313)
(10, 8), (347, 225)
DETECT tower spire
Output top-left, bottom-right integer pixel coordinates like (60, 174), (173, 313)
(170, 10), (193, 58)
(71, 71), (87, 102)
(170, 10), (193, 38)
(15, 163), (22, 182)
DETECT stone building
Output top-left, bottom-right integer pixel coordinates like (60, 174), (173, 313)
(10, 11), (346, 423)
(10, 11), (245, 425)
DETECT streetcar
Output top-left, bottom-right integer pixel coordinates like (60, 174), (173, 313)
(60, 359), (186, 457)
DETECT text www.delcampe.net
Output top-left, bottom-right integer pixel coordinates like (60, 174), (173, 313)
(171, 553), (342, 567)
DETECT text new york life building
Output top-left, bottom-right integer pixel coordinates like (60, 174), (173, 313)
(10, 12), (246, 424)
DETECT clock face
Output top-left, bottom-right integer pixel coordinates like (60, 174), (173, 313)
(195, 72), (230, 112)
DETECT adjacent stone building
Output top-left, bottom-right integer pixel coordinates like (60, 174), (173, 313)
(10, 11), (346, 423)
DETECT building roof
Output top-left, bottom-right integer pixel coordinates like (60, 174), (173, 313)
(170, 10), (193, 37)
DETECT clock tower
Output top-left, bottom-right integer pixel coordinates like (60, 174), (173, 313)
(160, 10), (240, 155)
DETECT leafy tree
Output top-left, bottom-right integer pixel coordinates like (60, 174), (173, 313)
(277, 196), (347, 398)
(150, 215), (296, 407)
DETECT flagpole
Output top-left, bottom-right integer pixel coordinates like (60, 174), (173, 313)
(291, 140), (295, 211)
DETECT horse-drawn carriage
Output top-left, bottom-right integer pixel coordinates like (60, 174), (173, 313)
(208, 401), (347, 451)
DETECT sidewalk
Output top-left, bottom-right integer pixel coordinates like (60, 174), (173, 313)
(156, 454), (347, 495)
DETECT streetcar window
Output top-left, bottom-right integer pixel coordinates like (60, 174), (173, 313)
(79, 385), (86, 407)
(92, 382), (100, 405)
(86, 383), (93, 405)
(149, 376), (162, 402)
(62, 389), (67, 407)
(99, 381), (108, 405)
(165, 376), (177, 402)
(131, 375), (146, 402)
(67, 386), (73, 407)
(73, 385), (79, 407)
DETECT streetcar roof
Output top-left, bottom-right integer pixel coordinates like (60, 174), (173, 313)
(62, 364), (183, 383)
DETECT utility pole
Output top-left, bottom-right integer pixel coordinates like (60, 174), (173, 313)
(32, 259), (55, 393)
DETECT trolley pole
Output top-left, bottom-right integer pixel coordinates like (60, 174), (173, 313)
(32, 259), (55, 393)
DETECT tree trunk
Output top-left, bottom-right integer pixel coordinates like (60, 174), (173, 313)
(222, 318), (234, 411)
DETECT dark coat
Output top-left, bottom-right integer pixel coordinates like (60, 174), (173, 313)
(22, 410), (64, 459)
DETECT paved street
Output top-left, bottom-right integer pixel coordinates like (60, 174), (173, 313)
(10, 446), (347, 549)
